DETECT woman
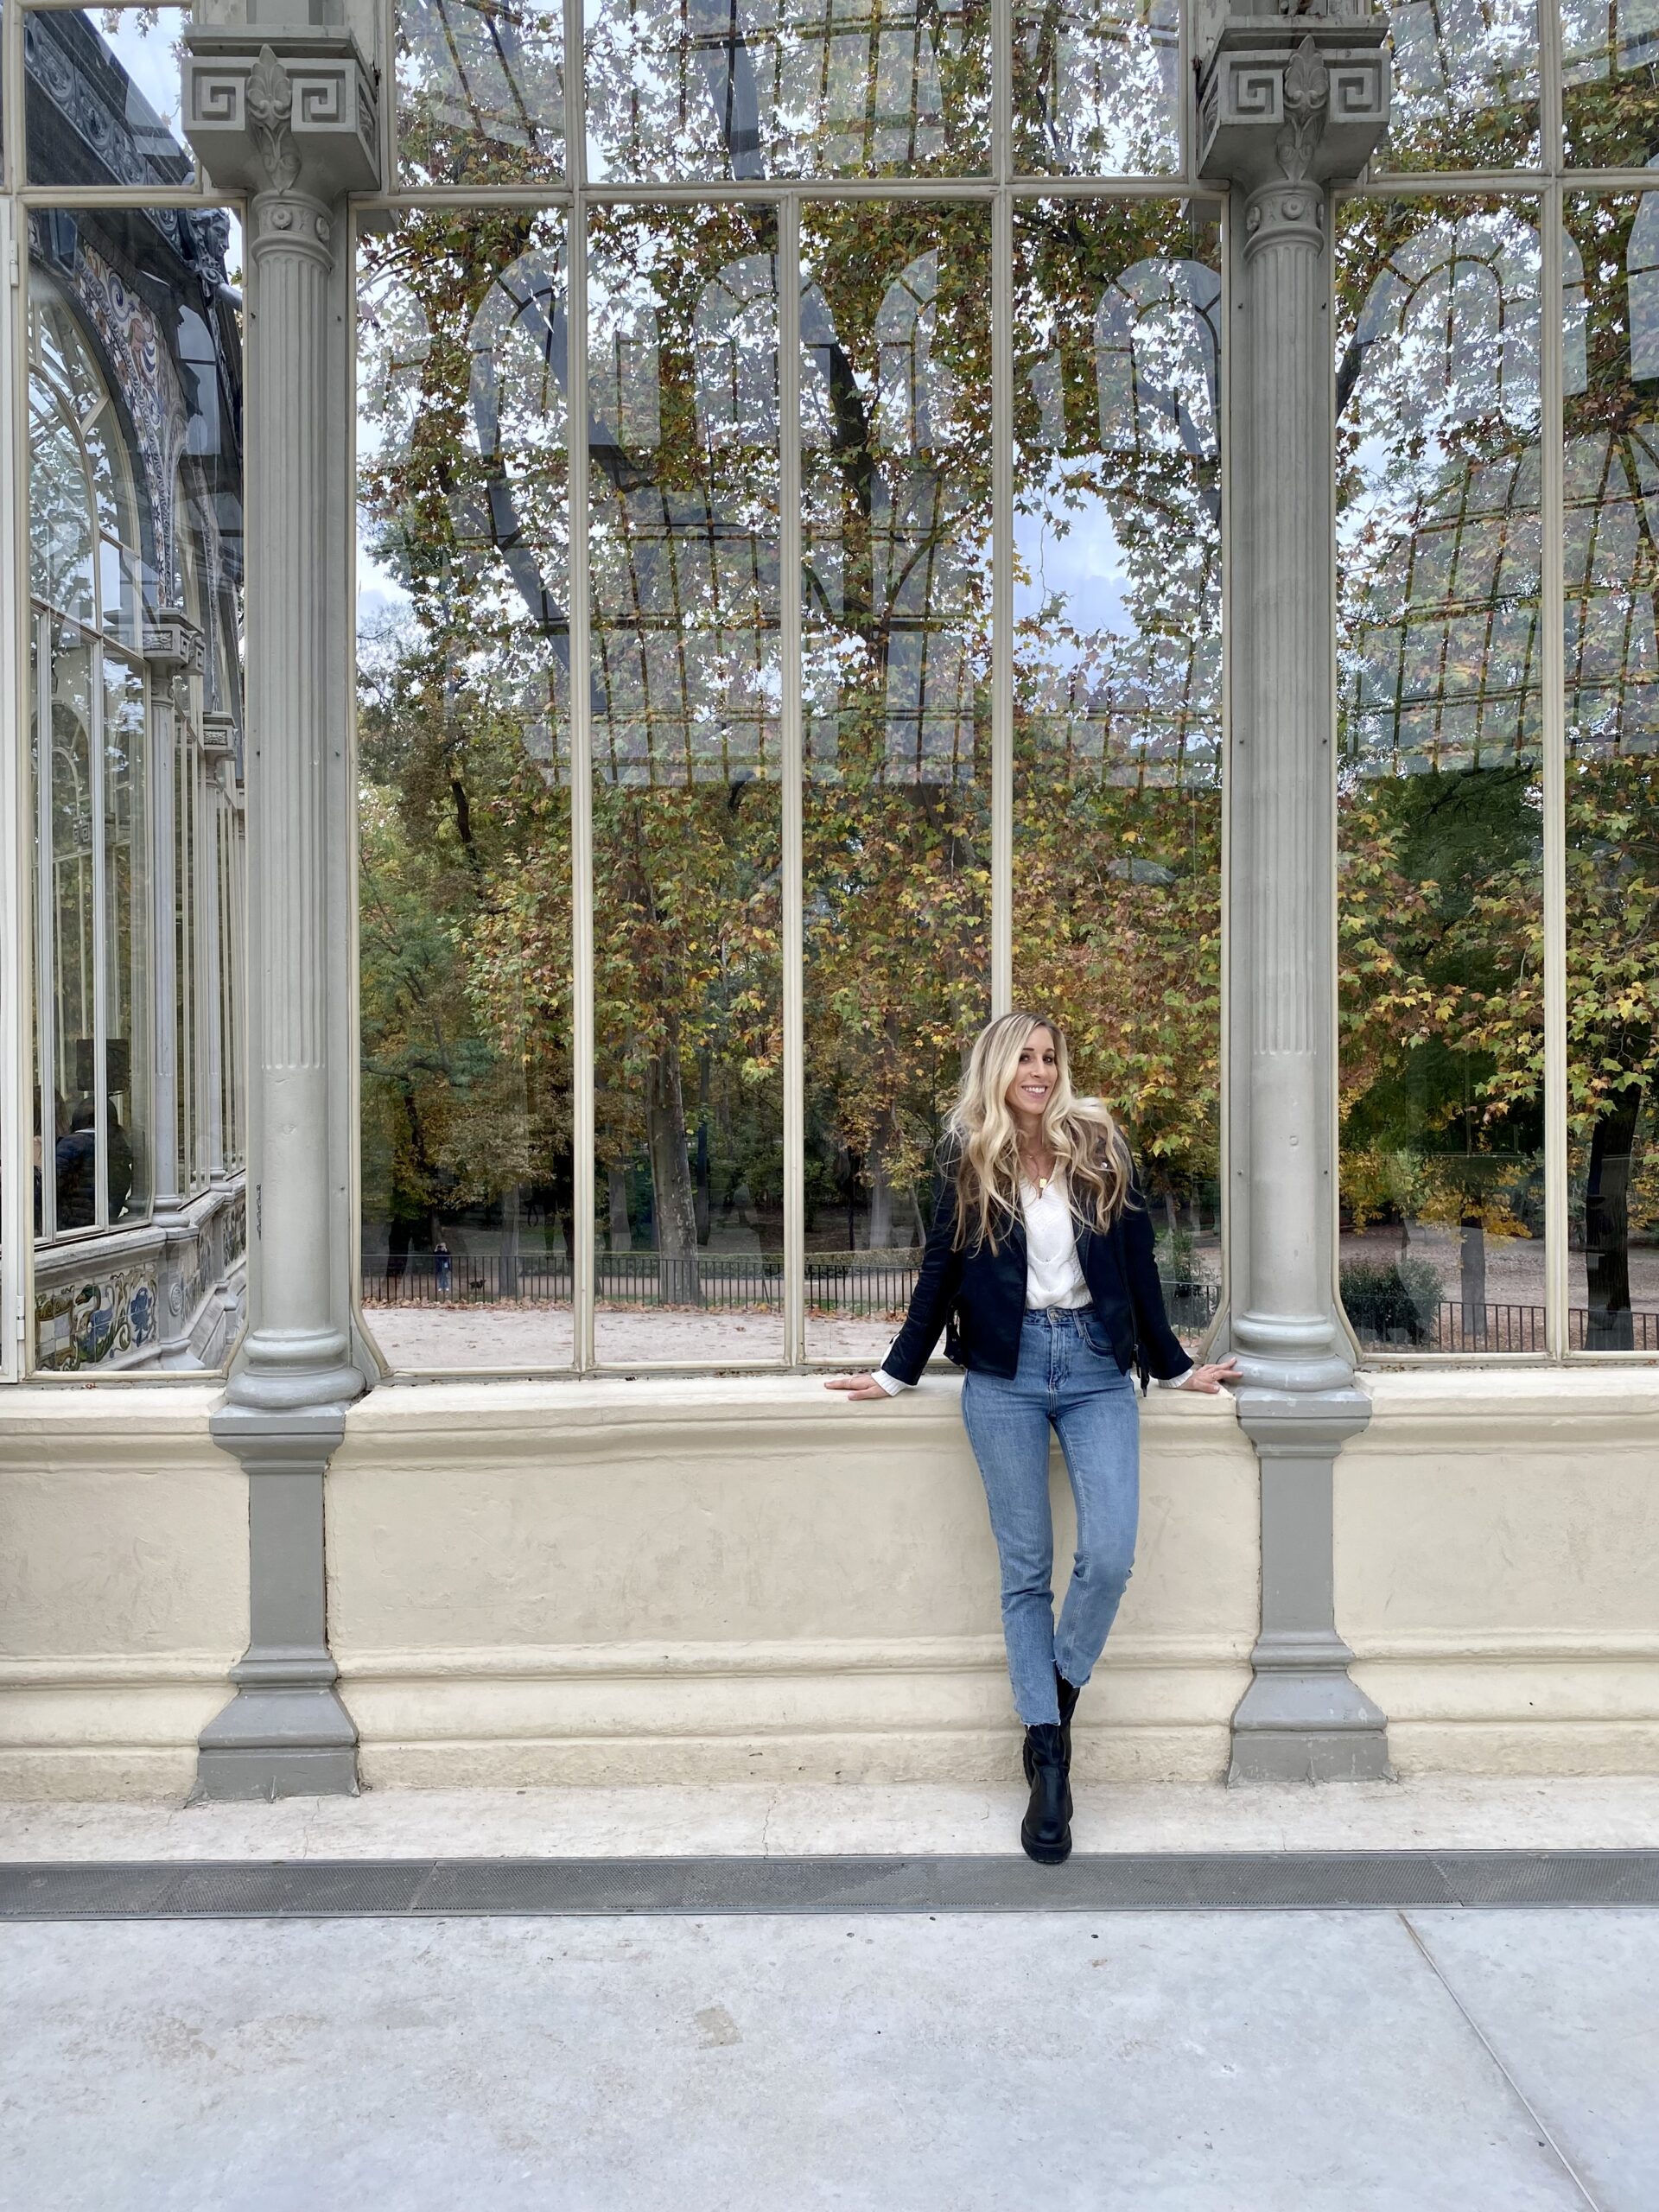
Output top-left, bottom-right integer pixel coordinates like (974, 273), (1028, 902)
(828, 1011), (1238, 1866)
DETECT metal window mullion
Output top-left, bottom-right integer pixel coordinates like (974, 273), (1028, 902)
(779, 192), (804, 1366)
(193, 740), (210, 1186)
(1541, 181), (1567, 1358)
(989, 0), (1012, 1016)
(1217, 189), (1236, 1350)
(565, 194), (595, 1372)
(91, 639), (108, 1229)
(34, 618), (55, 1253)
(384, 0), (401, 188)
(1541, 0), (1563, 176)
(1, 203), (33, 1371)
(3, 0), (22, 195)
(991, 188), (1013, 1015)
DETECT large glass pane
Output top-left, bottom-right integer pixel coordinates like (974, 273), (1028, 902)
(25, 7), (194, 188)
(799, 204), (991, 1366)
(1011, 199), (1222, 1353)
(584, 0), (991, 181)
(1563, 196), (1659, 1351)
(46, 627), (97, 1239)
(28, 201), (244, 1371)
(1336, 199), (1547, 1353)
(1563, 0), (1659, 168)
(396, 0), (564, 187)
(1012, 0), (1179, 177)
(104, 654), (149, 1224)
(588, 204), (784, 1363)
(1377, 0), (1540, 170)
(358, 213), (575, 1372)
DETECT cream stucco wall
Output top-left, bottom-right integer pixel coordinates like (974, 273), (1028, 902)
(0, 1370), (1655, 1798)
(0, 1386), (247, 1797)
(324, 1378), (1257, 1789)
(1341, 1370), (1659, 1777)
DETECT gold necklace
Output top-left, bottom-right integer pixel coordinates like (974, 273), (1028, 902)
(1021, 1149), (1055, 1198)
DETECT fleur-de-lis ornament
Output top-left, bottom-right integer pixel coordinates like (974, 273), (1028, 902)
(245, 44), (301, 194)
(1276, 35), (1330, 185)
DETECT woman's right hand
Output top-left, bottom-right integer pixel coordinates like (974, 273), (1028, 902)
(824, 1371), (891, 1402)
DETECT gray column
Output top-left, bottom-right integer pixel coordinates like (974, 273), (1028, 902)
(145, 610), (210, 1368)
(142, 609), (196, 1221)
(183, 16), (379, 1799)
(1197, 10), (1395, 1783)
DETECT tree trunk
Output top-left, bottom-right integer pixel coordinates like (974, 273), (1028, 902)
(607, 1166), (631, 1254)
(646, 1046), (701, 1305)
(1586, 1083), (1643, 1351)
(499, 1181), (519, 1301)
(868, 1117), (899, 1250)
(1459, 1215), (1486, 1349)
(694, 1117), (711, 1246)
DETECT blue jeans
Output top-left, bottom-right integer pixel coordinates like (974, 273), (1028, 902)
(959, 1307), (1140, 1727)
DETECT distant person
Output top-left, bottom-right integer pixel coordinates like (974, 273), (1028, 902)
(55, 1102), (97, 1230)
(828, 1012), (1239, 1866)
(106, 1103), (133, 1219)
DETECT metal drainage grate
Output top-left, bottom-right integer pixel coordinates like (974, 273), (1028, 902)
(3, 1850), (1659, 1922)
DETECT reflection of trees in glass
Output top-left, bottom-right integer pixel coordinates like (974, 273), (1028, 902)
(1563, 195), (1659, 1346)
(1336, 201), (1547, 1343)
(588, 205), (784, 1300)
(396, 0), (564, 187)
(1013, 0), (1179, 176)
(800, 204), (991, 1252)
(357, 213), (575, 1287)
(1011, 200), (1221, 1233)
(584, 0), (992, 180)
(1382, 0), (1540, 169)
(1563, 0), (1659, 168)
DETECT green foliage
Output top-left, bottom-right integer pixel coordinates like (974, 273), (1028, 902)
(1339, 1258), (1446, 1346)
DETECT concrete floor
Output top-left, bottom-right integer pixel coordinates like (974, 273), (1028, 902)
(4, 1781), (1656, 2212)
(4, 1907), (1654, 2211)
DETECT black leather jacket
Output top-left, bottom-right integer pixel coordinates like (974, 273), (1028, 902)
(880, 1155), (1194, 1390)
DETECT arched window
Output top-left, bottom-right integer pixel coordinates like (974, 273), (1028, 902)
(29, 276), (151, 1243)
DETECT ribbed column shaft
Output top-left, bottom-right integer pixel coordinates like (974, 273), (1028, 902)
(234, 191), (354, 1396)
(147, 673), (182, 1211)
(1237, 188), (1332, 1343)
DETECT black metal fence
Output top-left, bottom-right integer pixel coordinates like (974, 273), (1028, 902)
(1357, 1302), (1659, 1352)
(361, 1251), (1223, 1327)
(363, 1256), (1659, 1351)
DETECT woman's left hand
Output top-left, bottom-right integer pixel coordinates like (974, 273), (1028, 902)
(1178, 1357), (1243, 1394)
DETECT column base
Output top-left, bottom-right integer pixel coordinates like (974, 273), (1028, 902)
(1230, 1386), (1393, 1784)
(1228, 1635), (1394, 1784)
(199, 1401), (359, 1800)
(192, 1685), (359, 1802)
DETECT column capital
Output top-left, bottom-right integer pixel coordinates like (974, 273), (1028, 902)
(182, 27), (380, 204)
(143, 606), (203, 675)
(1196, 10), (1390, 200)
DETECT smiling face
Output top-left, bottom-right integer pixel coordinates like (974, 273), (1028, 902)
(1004, 1027), (1058, 1130)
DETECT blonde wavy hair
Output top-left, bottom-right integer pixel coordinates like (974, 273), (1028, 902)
(944, 1011), (1135, 1254)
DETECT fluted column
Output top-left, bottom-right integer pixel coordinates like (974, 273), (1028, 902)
(1198, 10), (1395, 1782)
(184, 20), (378, 1798)
(143, 610), (203, 1366)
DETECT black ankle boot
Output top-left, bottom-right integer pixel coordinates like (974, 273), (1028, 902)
(1056, 1669), (1081, 1768)
(1020, 1723), (1072, 1866)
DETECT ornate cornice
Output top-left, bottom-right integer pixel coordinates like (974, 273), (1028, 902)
(183, 28), (379, 204)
